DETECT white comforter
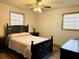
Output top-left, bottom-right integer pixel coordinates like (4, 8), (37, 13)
(8, 32), (49, 59)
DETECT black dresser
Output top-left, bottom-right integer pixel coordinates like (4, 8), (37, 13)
(60, 39), (79, 59)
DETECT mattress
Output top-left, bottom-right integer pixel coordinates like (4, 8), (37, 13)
(8, 32), (49, 59)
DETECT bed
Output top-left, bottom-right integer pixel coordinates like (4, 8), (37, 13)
(5, 24), (53, 59)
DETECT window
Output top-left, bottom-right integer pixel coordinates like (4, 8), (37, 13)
(62, 12), (79, 30)
(10, 12), (24, 25)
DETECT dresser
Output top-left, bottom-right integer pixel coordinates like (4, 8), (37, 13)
(60, 39), (79, 59)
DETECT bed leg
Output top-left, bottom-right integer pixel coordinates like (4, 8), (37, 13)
(31, 41), (34, 51)
(31, 41), (34, 59)
(50, 35), (53, 52)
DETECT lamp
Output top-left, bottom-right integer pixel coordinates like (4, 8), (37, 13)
(32, 25), (36, 32)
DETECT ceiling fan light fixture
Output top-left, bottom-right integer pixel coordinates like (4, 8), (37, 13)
(37, 7), (42, 12)
(33, 8), (37, 12)
(33, 7), (42, 12)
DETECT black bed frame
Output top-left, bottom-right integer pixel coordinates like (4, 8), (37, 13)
(5, 24), (53, 59)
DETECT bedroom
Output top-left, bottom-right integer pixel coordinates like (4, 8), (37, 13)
(0, 0), (79, 59)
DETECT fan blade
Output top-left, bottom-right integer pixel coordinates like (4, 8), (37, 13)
(43, 6), (51, 8)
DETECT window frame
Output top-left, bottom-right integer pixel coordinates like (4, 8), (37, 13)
(62, 12), (79, 31)
(9, 11), (25, 25)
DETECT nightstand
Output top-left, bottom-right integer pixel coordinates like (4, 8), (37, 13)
(30, 32), (39, 36)
(0, 36), (6, 52)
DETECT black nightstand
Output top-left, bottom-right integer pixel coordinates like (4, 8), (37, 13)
(30, 32), (39, 36)
(0, 36), (6, 52)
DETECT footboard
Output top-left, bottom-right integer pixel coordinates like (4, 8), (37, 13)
(31, 36), (53, 59)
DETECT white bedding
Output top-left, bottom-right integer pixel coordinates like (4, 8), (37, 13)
(8, 32), (49, 59)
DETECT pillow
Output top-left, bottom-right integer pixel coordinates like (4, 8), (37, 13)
(8, 32), (30, 38)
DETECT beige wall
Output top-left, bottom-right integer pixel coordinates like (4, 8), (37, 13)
(36, 6), (79, 45)
(0, 3), (36, 36)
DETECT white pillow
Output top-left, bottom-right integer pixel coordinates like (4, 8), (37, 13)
(8, 32), (30, 38)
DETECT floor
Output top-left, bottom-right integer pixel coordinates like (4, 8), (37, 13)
(0, 45), (60, 59)
(49, 45), (60, 59)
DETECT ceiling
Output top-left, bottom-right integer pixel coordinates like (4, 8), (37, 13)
(0, 0), (79, 10)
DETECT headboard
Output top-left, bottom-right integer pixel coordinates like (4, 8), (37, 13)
(5, 24), (29, 35)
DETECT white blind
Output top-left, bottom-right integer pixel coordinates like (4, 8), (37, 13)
(63, 13), (79, 30)
(10, 12), (24, 25)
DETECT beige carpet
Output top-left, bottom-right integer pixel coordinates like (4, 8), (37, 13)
(49, 51), (60, 59)
(49, 45), (60, 59)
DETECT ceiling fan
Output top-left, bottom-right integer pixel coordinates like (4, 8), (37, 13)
(31, 0), (51, 12)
